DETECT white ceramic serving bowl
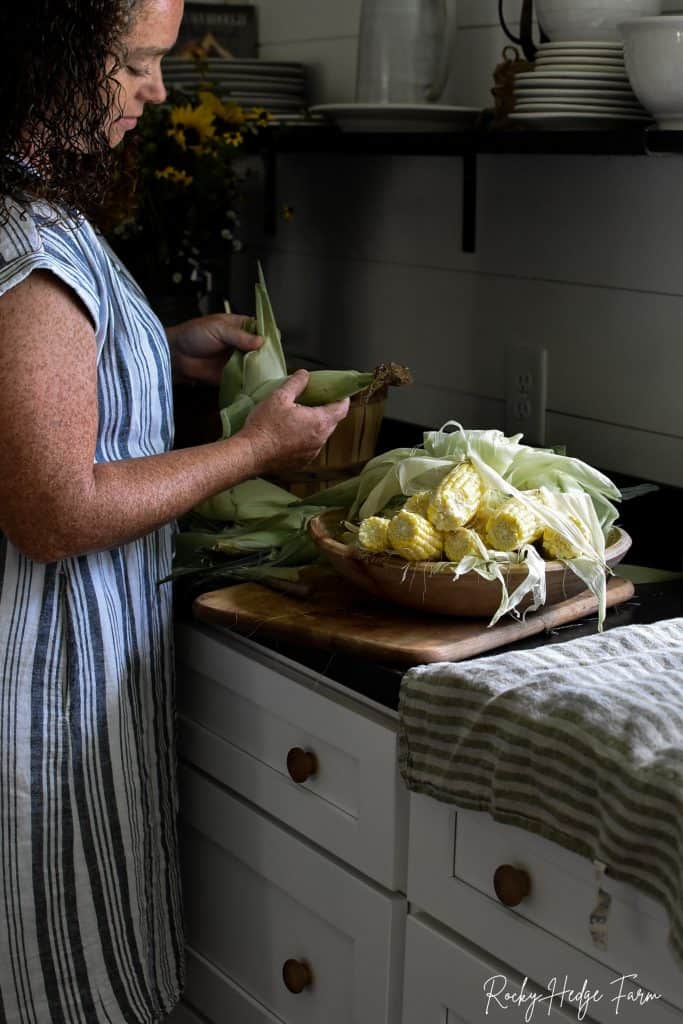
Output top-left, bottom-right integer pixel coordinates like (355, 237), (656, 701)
(536, 0), (662, 41)
(620, 16), (683, 127)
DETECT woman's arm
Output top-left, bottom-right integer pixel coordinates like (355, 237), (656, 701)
(0, 271), (347, 562)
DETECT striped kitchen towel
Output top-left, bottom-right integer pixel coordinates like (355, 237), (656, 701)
(399, 617), (683, 965)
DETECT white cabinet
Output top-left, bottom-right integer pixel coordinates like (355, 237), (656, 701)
(175, 624), (407, 1024)
(406, 792), (683, 1023)
(178, 765), (405, 1024)
(176, 623), (683, 1024)
(402, 913), (580, 1023)
(175, 622), (408, 890)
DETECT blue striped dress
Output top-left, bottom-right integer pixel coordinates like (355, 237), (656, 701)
(0, 200), (183, 1023)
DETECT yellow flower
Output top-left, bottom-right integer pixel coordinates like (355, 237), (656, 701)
(154, 166), (193, 186)
(281, 205), (295, 221)
(168, 103), (216, 150)
(221, 102), (246, 126)
(223, 131), (244, 147)
(197, 90), (230, 119)
(244, 106), (272, 127)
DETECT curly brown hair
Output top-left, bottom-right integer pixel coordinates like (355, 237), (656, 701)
(0, 0), (144, 224)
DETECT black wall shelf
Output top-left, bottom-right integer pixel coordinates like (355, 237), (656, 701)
(262, 124), (683, 252)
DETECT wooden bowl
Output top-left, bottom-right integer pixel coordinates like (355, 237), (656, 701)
(309, 512), (632, 618)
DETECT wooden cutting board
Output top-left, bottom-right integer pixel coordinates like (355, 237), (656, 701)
(192, 573), (635, 667)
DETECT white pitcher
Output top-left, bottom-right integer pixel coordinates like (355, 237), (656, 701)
(355, 0), (458, 104)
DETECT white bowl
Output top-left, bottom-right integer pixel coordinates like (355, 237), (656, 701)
(620, 16), (683, 127)
(536, 0), (662, 41)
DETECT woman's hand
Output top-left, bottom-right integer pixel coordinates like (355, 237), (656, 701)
(241, 370), (350, 476)
(166, 312), (263, 385)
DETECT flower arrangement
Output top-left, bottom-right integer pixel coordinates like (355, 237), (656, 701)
(108, 88), (271, 311)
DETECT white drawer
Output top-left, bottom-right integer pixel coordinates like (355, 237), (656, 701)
(175, 622), (408, 890)
(179, 948), (283, 1023)
(402, 913), (581, 1023)
(407, 793), (683, 1023)
(178, 764), (406, 1024)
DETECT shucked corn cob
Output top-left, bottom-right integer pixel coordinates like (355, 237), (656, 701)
(427, 461), (482, 532)
(443, 527), (486, 564)
(354, 474), (598, 566)
(469, 490), (507, 545)
(541, 514), (591, 560)
(387, 510), (443, 562)
(403, 491), (432, 518)
(487, 497), (543, 552)
(358, 516), (391, 552)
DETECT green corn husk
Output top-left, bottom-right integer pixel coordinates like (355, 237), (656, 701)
(195, 477), (298, 523)
(219, 263), (412, 437)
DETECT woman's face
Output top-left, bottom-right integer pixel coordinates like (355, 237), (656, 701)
(108, 0), (185, 147)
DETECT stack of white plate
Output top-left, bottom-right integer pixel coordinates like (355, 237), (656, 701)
(163, 58), (309, 122)
(510, 41), (652, 129)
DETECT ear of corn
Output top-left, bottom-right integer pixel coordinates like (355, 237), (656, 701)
(468, 489), (507, 544)
(541, 513), (591, 560)
(358, 516), (391, 552)
(443, 527), (486, 564)
(387, 509), (443, 562)
(297, 369), (375, 406)
(487, 497), (543, 552)
(403, 491), (432, 517)
(219, 266), (411, 437)
(427, 461), (482, 532)
(251, 369), (377, 407)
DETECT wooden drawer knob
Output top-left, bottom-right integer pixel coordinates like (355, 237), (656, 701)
(493, 864), (531, 907)
(282, 958), (313, 994)
(287, 747), (318, 784)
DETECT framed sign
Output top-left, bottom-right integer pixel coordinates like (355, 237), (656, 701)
(174, 3), (258, 59)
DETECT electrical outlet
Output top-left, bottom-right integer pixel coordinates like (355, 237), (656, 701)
(504, 345), (547, 445)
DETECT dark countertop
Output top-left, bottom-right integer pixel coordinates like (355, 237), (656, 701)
(182, 580), (683, 714)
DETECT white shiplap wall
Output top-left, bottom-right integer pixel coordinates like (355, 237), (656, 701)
(234, 0), (683, 486)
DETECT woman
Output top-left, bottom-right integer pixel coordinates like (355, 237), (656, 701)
(0, 1), (349, 1021)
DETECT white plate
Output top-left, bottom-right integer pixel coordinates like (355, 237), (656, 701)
(515, 102), (645, 114)
(536, 46), (622, 55)
(515, 87), (640, 103)
(535, 40), (622, 49)
(166, 58), (304, 69)
(164, 70), (304, 81)
(534, 51), (624, 60)
(532, 63), (627, 74)
(515, 79), (632, 92)
(535, 56), (624, 67)
(516, 69), (628, 82)
(309, 103), (480, 132)
(536, 44), (622, 53)
(518, 85), (634, 99)
(165, 77), (305, 93)
(508, 111), (650, 129)
(190, 70), (304, 79)
(512, 103), (650, 115)
(516, 97), (644, 110)
(167, 63), (304, 78)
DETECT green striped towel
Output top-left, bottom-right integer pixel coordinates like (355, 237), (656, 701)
(399, 618), (683, 966)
